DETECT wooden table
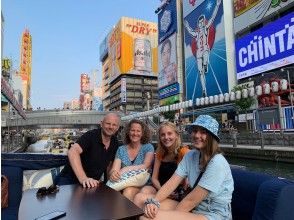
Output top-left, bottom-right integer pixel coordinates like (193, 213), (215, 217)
(19, 184), (144, 220)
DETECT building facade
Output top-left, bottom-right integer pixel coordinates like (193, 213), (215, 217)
(154, 0), (294, 130)
(99, 17), (159, 112)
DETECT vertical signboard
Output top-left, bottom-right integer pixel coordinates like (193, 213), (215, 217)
(121, 78), (127, 103)
(99, 33), (109, 61)
(80, 93), (92, 110)
(235, 12), (294, 80)
(80, 73), (90, 93)
(157, 0), (179, 104)
(158, 0), (177, 43)
(108, 26), (121, 83)
(158, 33), (177, 89)
(183, 0), (228, 100)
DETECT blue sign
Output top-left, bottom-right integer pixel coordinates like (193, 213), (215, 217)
(158, 0), (177, 43)
(159, 83), (180, 99)
(99, 34), (109, 61)
(235, 12), (294, 80)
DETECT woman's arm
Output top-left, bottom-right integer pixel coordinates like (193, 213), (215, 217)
(176, 185), (209, 212)
(151, 158), (161, 190)
(119, 152), (154, 174)
(155, 174), (183, 202)
(144, 174), (183, 218)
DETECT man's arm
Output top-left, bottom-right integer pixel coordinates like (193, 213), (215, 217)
(68, 143), (99, 188)
(109, 158), (122, 181)
(184, 20), (198, 38)
(207, 0), (221, 28)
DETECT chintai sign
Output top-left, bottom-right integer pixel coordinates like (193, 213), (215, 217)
(235, 12), (294, 80)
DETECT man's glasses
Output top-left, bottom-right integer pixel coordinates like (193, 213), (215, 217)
(36, 184), (59, 197)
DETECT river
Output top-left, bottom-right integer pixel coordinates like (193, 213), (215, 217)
(227, 157), (294, 180)
(27, 139), (49, 153)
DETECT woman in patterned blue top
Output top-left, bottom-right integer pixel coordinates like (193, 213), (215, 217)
(109, 119), (154, 201)
(142, 115), (234, 220)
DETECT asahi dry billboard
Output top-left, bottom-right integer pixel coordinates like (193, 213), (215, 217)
(108, 17), (158, 82)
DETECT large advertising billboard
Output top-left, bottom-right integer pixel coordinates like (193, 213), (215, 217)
(235, 12), (294, 80)
(233, 0), (294, 34)
(158, 33), (177, 89)
(158, 0), (177, 43)
(184, 0), (228, 100)
(80, 93), (92, 110)
(80, 73), (90, 93)
(108, 17), (158, 83)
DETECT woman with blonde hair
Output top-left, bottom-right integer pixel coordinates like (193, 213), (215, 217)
(142, 115), (234, 220)
(134, 121), (189, 209)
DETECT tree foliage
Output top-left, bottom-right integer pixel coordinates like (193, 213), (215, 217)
(161, 110), (176, 121)
(232, 85), (255, 113)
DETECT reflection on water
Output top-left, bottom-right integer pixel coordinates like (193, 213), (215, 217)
(27, 140), (49, 153)
(227, 157), (294, 180)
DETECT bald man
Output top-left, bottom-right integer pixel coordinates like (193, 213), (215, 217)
(56, 113), (121, 188)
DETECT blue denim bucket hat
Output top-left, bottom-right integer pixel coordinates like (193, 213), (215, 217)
(187, 115), (220, 142)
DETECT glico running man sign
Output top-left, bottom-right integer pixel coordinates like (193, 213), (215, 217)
(235, 12), (294, 80)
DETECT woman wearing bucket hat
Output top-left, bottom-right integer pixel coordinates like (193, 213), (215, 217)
(142, 115), (234, 220)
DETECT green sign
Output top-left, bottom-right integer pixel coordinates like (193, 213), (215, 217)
(2, 59), (11, 71)
(159, 94), (180, 106)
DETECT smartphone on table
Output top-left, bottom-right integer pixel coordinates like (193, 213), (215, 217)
(35, 210), (66, 220)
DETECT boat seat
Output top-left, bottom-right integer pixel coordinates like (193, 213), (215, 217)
(231, 168), (294, 220)
(1, 154), (294, 220)
(1, 153), (67, 220)
(1, 166), (23, 220)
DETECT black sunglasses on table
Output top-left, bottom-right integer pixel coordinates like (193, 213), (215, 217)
(36, 184), (59, 197)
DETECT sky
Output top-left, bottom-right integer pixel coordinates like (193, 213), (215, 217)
(2, 0), (159, 109)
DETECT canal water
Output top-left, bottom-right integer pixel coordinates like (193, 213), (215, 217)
(227, 156), (294, 180)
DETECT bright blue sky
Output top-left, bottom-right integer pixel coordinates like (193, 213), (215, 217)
(2, 0), (159, 109)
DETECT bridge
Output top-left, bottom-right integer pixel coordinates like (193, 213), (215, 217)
(1, 110), (123, 129)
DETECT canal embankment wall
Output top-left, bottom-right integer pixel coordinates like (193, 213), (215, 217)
(220, 144), (294, 163)
(219, 132), (294, 163)
(155, 132), (294, 163)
